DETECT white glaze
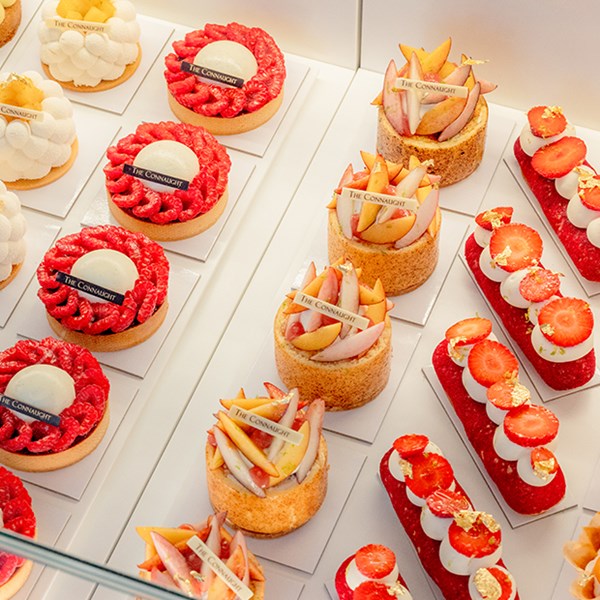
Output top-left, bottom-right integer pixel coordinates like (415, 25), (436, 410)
(461, 366), (489, 404)
(193, 40), (258, 86)
(345, 558), (399, 590)
(531, 323), (594, 363)
(516, 451), (557, 487)
(518, 122), (575, 157)
(492, 425), (529, 461)
(439, 534), (502, 576)
(479, 244), (509, 283)
(499, 269), (530, 309)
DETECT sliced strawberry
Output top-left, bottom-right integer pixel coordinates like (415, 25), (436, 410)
(390, 207), (412, 219)
(579, 175), (600, 210)
(445, 317), (492, 347)
(249, 466), (270, 489)
(531, 136), (587, 179)
(503, 404), (559, 447)
(448, 512), (501, 558)
(475, 206), (514, 231)
(405, 452), (454, 499)
(392, 434), (429, 459)
(207, 430), (217, 447)
(519, 268), (561, 302)
(489, 223), (543, 272)
(486, 380), (530, 410)
(467, 340), (519, 387)
(530, 447), (559, 474)
(264, 382), (286, 399)
(355, 544), (395, 579)
(538, 297), (594, 347)
(426, 488), (471, 518)
(527, 105), (567, 138)
(353, 581), (396, 600)
(482, 566), (516, 600)
(285, 321), (305, 341)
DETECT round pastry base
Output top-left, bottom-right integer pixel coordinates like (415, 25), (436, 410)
(107, 187), (229, 241)
(327, 209), (441, 296)
(46, 300), (168, 352)
(167, 88), (284, 135)
(41, 43), (142, 92)
(376, 96), (488, 187)
(0, 262), (23, 291)
(0, 559), (32, 600)
(6, 139), (79, 191)
(0, 407), (109, 472)
(0, 0), (21, 48)
(206, 436), (328, 537)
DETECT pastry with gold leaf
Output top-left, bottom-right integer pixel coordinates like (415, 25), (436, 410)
(564, 513), (600, 599)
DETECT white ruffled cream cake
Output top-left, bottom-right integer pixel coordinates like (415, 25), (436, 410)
(0, 181), (26, 288)
(39, 0), (140, 89)
(0, 71), (77, 186)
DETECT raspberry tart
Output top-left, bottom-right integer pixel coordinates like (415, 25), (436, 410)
(104, 121), (231, 241)
(39, 0), (141, 91)
(327, 152), (441, 296)
(136, 511), (265, 599)
(0, 466), (36, 599)
(514, 105), (600, 282)
(374, 38), (496, 186)
(464, 207), (596, 390)
(0, 0), (20, 47)
(0, 71), (77, 189)
(37, 225), (169, 352)
(0, 337), (110, 471)
(380, 434), (520, 600)
(432, 316), (566, 514)
(164, 22), (285, 135)
(274, 259), (393, 411)
(0, 183), (26, 291)
(205, 383), (327, 537)
(564, 512), (600, 599)
(335, 543), (413, 600)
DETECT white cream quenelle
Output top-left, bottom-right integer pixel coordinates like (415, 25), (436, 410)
(39, 0), (140, 87)
(0, 182), (26, 283)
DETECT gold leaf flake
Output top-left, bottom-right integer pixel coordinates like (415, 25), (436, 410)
(399, 458), (412, 478)
(534, 458), (556, 481)
(542, 106), (563, 119)
(492, 246), (512, 267)
(473, 568), (502, 600)
(510, 382), (531, 406)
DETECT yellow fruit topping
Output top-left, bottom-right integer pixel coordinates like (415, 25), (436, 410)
(0, 74), (44, 112)
(56, 0), (115, 22)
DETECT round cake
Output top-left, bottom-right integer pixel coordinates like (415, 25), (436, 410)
(0, 0), (21, 48)
(104, 121), (231, 241)
(164, 22), (285, 135)
(0, 337), (110, 472)
(0, 183), (26, 291)
(36, 225), (169, 352)
(0, 71), (77, 189)
(39, 0), (141, 91)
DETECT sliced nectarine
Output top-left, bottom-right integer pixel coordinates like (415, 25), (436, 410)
(421, 37), (452, 74)
(358, 214), (416, 244)
(359, 279), (386, 305)
(220, 396), (271, 410)
(360, 151), (403, 181)
(415, 96), (467, 135)
(363, 299), (387, 324)
(416, 184), (433, 203)
(290, 322), (341, 351)
(269, 421), (310, 486)
(399, 43), (427, 65)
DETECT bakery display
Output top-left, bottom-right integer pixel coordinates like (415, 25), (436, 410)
(164, 22), (285, 135)
(274, 259), (392, 410)
(0, 71), (77, 189)
(380, 434), (520, 600)
(104, 121), (231, 241)
(433, 316), (566, 514)
(335, 543), (413, 600)
(0, 336), (110, 471)
(0, 183), (26, 291)
(373, 38), (496, 186)
(564, 512), (600, 599)
(464, 206), (596, 390)
(36, 224), (169, 352)
(39, 0), (141, 91)
(205, 383), (327, 537)
(0, 0), (20, 47)
(514, 105), (600, 282)
(0, 466), (36, 598)
(327, 152), (441, 296)
(137, 511), (265, 599)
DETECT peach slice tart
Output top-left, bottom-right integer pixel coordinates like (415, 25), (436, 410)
(327, 152), (441, 296)
(274, 259), (392, 411)
(137, 512), (265, 599)
(374, 38), (496, 186)
(205, 383), (328, 537)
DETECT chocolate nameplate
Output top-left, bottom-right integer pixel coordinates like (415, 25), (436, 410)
(393, 78), (469, 98)
(339, 188), (420, 212)
(187, 536), (253, 600)
(294, 291), (369, 330)
(0, 103), (44, 122)
(123, 163), (190, 191)
(181, 61), (245, 88)
(45, 17), (110, 34)
(0, 395), (61, 427)
(56, 271), (125, 305)
(228, 405), (304, 446)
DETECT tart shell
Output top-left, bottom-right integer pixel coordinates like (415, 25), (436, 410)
(0, 559), (32, 600)
(0, 262), (23, 291)
(0, 0), (21, 48)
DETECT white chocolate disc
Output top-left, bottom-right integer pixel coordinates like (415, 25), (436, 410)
(132, 140), (199, 193)
(71, 248), (139, 304)
(5, 364), (75, 422)
(193, 40), (258, 86)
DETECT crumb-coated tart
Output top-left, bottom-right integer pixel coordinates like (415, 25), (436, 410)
(0, 336), (110, 471)
(0, 0), (20, 48)
(104, 121), (231, 241)
(165, 22), (285, 135)
(36, 225), (169, 352)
